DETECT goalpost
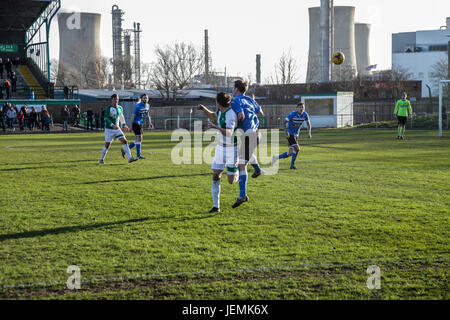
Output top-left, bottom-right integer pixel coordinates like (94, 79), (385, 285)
(439, 80), (450, 137)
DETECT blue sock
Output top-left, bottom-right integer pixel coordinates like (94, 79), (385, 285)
(238, 170), (247, 198)
(251, 163), (261, 173)
(129, 141), (135, 149)
(278, 152), (291, 159)
(291, 152), (297, 167)
(136, 142), (141, 157)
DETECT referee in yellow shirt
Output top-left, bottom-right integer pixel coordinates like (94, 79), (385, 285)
(394, 92), (413, 140)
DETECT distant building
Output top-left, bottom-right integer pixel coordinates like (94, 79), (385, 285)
(392, 17), (450, 97)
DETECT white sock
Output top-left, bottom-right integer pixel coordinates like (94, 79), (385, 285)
(100, 146), (108, 161)
(122, 144), (132, 160)
(211, 179), (221, 208)
(249, 154), (259, 166)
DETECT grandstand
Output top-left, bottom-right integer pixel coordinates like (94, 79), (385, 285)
(0, 0), (80, 107)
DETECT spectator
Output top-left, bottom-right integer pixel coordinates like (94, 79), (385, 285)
(94, 110), (100, 130)
(17, 109), (25, 131)
(61, 105), (70, 131)
(13, 57), (20, 69)
(3, 80), (11, 99)
(72, 105), (80, 127)
(11, 72), (17, 93)
(22, 104), (31, 131)
(0, 80), (3, 99)
(100, 108), (105, 129)
(0, 58), (3, 78)
(29, 106), (39, 130)
(64, 86), (69, 99)
(29, 89), (35, 100)
(86, 108), (94, 130)
(0, 104), (7, 133)
(41, 106), (51, 131)
(5, 58), (12, 79)
(40, 107), (47, 131)
(6, 104), (16, 132)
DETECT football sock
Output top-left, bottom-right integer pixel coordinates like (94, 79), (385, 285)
(238, 169), (248, 198)
(211, 179), (221, 209)
(278, 152), (290, 159)
(401, 127), (405, 137)
(249, 155), (261, 173)
(129, 141), (136, 149)
(136, 142), (141, 157)
(397, 126), (401, 137)
(122, 144), (132, 160)
(291, 152), (297, 167)
(100, 146), (108, 161)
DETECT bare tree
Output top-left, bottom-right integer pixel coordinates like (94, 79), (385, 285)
(149, 42), (204, 100)
(267, 49), (299, 99)
(149, 45), (176, 100)
(430, 58), (449, 94)
(171, 42), (204, 100)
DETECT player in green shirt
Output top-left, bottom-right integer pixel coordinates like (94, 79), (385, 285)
(197, 93), (239, 213)
(394, 92), (413, 140)
(99, 94), (138, 164)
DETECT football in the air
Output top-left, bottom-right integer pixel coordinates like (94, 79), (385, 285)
(332, 51), (345, 65)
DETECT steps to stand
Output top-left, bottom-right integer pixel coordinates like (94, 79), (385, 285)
(17, 65), (47, 99)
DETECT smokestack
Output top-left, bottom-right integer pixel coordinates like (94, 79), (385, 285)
(320, 0), (330, 82)
(112, 5), (124, 88)
(256, 54), (261, 85)
(134, 22), (142, 89)
(204, 29), (209, 83)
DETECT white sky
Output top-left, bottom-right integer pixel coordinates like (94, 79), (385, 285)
(49, 0), (450, 83)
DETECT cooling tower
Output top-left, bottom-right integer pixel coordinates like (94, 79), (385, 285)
(307, 6), (357, 82)
(58, 12), (101, 79)
(355, 23), (371, 76)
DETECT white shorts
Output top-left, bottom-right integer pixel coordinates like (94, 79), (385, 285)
(211, 144), (238, 175)
(105, 128), (125, 143)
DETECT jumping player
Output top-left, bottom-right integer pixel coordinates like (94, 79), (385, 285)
(230, 80), (264, 208)
(124, 93), (154, 159)
(394, 92), (413, 140)
(99, 94), (138, 164)
(272, 102), (311, 169)
(197, 93), (239, 213)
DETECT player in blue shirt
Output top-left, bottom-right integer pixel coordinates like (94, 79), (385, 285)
(124, 93), (154, 160)
(230, 80), (264, 209)
(272, 102), (311, 169)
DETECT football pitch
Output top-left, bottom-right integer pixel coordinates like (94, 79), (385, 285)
(0, 129), (448, 300)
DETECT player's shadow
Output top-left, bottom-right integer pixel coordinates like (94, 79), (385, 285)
(2, 160), (94, 166)
(81, 173), (210, 185)
(0, 214), (214, 242)
(0, 162), (119, 172)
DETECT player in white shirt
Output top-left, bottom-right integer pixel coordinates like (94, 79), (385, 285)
(99, 94), (138, 164)
(197, 93), (239, 213)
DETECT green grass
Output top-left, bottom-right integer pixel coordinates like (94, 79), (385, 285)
(0, 129), (449, 300)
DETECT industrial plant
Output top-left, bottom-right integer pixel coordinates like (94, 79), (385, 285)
(306, 1), (372, 83)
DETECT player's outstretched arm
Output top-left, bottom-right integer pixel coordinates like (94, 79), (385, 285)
(197, 104), (217, 121)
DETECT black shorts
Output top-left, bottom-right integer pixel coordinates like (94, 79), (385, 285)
(132, 123), (143, 136)
(397, 116), (407, 125)
(239, 131), (260, 163)
(287, 135), (298, 147)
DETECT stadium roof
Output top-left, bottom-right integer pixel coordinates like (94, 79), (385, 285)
(78, 89), (220, 102)
(0, 0), (52, 31)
